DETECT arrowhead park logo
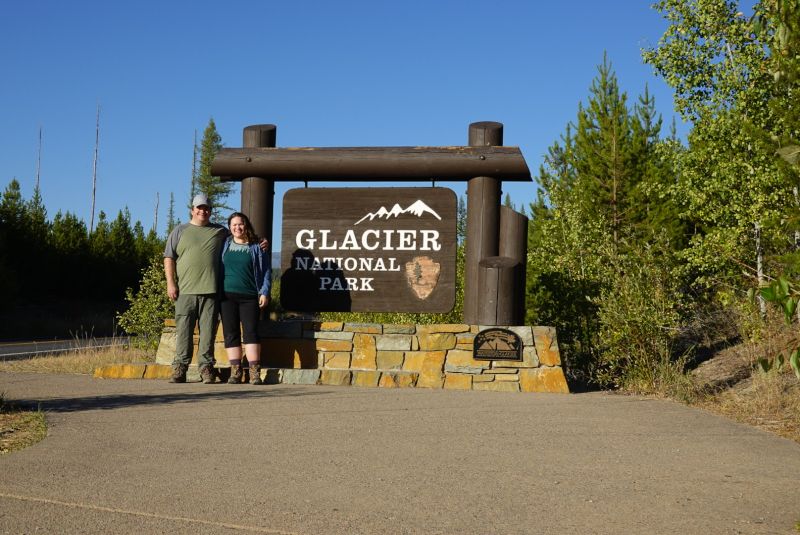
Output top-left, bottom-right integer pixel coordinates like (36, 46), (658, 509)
(404, 256), (441, 300)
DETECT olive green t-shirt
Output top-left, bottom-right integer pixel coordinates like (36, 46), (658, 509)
(164, 223), (227, 294)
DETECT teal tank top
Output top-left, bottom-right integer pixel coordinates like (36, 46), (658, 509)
(223, 242), (257, 295)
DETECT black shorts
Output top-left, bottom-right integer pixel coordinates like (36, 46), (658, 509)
(220, 292), (260, 347)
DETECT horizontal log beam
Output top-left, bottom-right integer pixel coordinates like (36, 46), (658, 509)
(211, 146), (532, 182)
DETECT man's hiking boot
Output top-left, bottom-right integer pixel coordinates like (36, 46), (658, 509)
(200, 365), (216, 384)
(168, 364), (187, 383)
(249, 364), (263, 385)
(228, 365), (242, 384)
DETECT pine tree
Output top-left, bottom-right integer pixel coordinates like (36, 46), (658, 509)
(196, 118), (233, 222)
(456, 195), (467, 243)
(133, 220), (147, 262)
(23, 185), (51, 299)
(0, 179), (25, 301)
(526, 57), (685, 388)
(133, 221), (164, 266)
(143, 228), (164, 259)
(26, 185), (48, 237)
(109, 209), (135, 256)
(50, 211), (90, 297)
(626, 86), (687, 247)
(571, 55), (635, 247)
(51, 211), (89, 255)
(166, 192), (178, 236)
(503, 192), (514, 210)
(91, 211), (111, 259)
(108, 209), (139, 293)
(0, 179), (25, 229)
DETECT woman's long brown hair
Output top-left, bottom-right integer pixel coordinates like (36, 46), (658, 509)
(227, 212), (259, 244)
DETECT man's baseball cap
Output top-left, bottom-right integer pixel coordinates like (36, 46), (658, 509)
(192, 194), (211, 208)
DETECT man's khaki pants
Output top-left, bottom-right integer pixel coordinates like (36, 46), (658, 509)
(173, 293), (218, 370)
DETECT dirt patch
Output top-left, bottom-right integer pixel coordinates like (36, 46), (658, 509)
(690, 342), (800, 443)
(691, 344), (753, 392)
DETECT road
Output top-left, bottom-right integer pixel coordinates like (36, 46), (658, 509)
(0, 372), (799, 534)
(0, 337), (129, 360)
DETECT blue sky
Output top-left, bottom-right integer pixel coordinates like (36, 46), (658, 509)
(1, 0), (688, 248)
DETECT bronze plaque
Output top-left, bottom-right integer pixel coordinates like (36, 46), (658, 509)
(281, 187), (456, 312)
(473, 328), (523, 361)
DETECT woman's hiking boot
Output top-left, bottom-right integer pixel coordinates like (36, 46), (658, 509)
(228, 364), (242, 384)
(249, 364), (263, 385)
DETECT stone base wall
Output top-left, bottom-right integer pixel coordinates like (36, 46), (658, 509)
(155, 321), (569, 393)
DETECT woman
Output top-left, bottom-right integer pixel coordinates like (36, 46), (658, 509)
(220, 212), (272, 384)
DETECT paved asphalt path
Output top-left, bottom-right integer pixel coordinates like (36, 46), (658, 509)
(0, 372), (798, 534)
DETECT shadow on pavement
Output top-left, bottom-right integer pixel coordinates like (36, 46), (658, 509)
(11, 387), (327, 414)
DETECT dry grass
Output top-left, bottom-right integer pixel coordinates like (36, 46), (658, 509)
(0, 396), (47, 454)
(0, 345), (154, 375)
(697, 370), (800, 443)
(677, 305), (800, 445)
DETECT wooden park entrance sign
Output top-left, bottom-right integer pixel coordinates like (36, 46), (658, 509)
(281, 187), (456, 312)
(210, 122), (532, 324)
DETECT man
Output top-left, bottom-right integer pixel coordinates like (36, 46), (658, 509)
(164, 194), (228, 384)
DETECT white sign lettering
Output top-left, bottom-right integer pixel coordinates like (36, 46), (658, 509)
(296, 229), (441, 252)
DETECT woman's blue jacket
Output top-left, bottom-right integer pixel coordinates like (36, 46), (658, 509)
(221, 237), (272, 297)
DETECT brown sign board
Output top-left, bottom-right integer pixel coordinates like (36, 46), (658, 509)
(280, 187), (456, 312)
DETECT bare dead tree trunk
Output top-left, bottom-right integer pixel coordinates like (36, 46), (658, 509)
(755, 221), (766, 319)
(611, 121), (620, 249)
(191, 129), (198, 198)
(35, 126), (42, 191)
(793, 187), (800, 323)
(794, 187), (800, 250)
(90, 104), (100, 233)
(153, 192), (159, 234)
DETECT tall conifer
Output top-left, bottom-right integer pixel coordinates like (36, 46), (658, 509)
(571, 55), (635, 247)
(166, 192), (177, 235)
(196, 118), (233, 222)
(527, 57), (684, 387)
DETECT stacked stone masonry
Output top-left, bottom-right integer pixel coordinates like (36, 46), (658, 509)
(155, 321), (569, 393)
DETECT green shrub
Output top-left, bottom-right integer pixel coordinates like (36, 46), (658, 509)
(117, 255), (174, 349)
(594, 244), (689, 394)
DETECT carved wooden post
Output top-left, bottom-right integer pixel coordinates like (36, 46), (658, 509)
(499, 206), (529, 324)
(478, 256), (518, 325)
(464, 121), (502, 324)
(241, 124), (276, 243)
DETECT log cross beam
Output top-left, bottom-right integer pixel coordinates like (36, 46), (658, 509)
(210, 146), (532, 182)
